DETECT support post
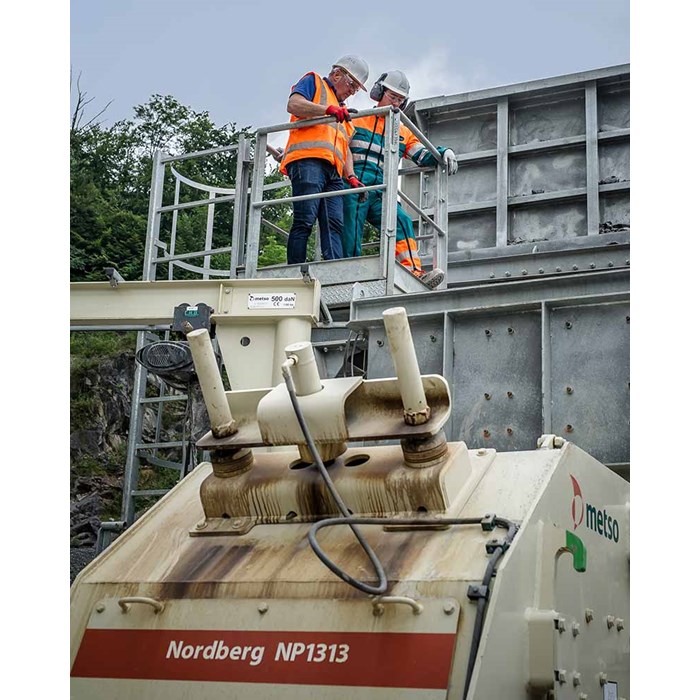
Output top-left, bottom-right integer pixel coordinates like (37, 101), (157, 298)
(585, 81), (601, 236)
(496, 98), (509, 248)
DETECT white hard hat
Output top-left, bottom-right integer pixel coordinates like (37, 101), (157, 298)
(333, 55), (370, 91)
(379, 70), (410, 98)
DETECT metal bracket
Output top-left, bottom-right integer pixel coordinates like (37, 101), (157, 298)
(480, 513), (497, 531)
(467, 584), (489, 601)
(486, 538), (508, 554)
(300, 263), (313, 283)
(104, 267), (125, 288)
(536, 434), (566, 449)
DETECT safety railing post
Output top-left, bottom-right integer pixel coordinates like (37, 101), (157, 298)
(143, 149), (166, 282)
(381, 108), (401, 294)
(434, 159), (449, 290)
(245, 132), (268, 279)
(230, 137), (251, 277)
(167, 178), (181, 281)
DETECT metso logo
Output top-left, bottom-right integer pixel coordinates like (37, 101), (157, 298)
(569, 474), (619, 543)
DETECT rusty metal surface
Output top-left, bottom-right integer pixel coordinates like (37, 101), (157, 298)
(71, 447), (514, 597)
(197, 376), (452, 450)
(195, 442), (475, 535)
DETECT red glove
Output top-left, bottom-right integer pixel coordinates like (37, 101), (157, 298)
(347, 175), (367, 201)
(326, 105), (351, 122)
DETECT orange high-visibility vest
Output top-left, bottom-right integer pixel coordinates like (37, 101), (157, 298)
(280, 73), (354, 177)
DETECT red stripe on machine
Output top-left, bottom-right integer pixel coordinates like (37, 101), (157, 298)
(71, 629), (456, 689)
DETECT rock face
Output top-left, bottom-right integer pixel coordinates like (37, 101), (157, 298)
(70, 349), (209, 557)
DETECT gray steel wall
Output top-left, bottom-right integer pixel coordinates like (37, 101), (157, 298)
(349, 272), (630, 475)
(403, 65), (630, 274)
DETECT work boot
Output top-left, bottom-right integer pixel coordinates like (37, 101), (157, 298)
(417, 268), (445, 290)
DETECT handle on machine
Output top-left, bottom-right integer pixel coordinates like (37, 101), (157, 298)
(371, 595), (423, 616)
(118, 596), (165, 614)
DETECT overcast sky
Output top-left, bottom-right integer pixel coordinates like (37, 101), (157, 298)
(71, 0), (630, 150)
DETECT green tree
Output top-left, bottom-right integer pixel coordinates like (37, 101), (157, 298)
(71, 87), (292, 281)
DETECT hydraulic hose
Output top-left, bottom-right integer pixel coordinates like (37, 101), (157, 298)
(462, 519), (519, 700)
(281, 359), (388, 595)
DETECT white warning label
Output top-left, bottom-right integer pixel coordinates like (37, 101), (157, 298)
(247, 293), (297, 310)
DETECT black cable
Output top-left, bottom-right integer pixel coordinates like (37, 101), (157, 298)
(340, 330), (355, 378)
(282, 363), (388, 595)
(462, 520), (519, 699)
(309, 516), (517, 596)
(308, 511), (518, 698)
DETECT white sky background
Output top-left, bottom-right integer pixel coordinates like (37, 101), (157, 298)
(69, 0), (631, 151)
(3, 1), (698, 697)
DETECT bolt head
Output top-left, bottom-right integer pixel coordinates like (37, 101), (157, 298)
(572, 622), (580, 636)
(96, 603), (106, 613)
(477, 448), (488, 456)
(573, 672), (582, 686)
(599, 672), (608, 685)
(585, 608), (594, 623)
(258, 602), (269, 614)
(616, 617), (624, 631)
(607, 615), (615, 629)
(555, 669), (567, 684)
(195, 520), (207, 530)
(443, 602), (456, 615)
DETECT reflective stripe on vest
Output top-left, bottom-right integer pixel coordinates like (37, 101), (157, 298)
(281, 73), (352, 177)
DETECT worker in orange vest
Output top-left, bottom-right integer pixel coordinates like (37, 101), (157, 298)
(342, 70), (458, 289)
(279, 56), (370, 264)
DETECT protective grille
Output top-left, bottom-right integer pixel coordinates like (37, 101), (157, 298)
(137, 342), (193, 372)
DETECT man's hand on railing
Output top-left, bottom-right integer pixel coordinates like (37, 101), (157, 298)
(347, 175), (367, 202)
(266, 145), (284, 163)
(443, 148), (458, 176)
(326, 105), (352, 122)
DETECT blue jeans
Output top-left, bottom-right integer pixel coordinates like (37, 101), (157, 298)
(286, 159), (344, 264)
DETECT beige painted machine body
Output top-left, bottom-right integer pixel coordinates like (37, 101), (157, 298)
(70, 439), (629, 699)
(70, 279), (629, 698)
